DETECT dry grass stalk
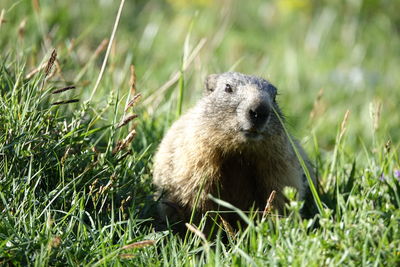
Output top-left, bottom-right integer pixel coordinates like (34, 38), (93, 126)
(219, 215), (236, 240)
(129, 65), (136, 96)
(32, 0), (40, 12)
(18, 18), (27, 39)
(45, 49), (57, 78)
(52, 86), (76, 94)
(95, 39), (109, 57)
(51, 99), (79, 105)
(309, 88), (324, 121)
(113, 141), (123, 154)
(88, 179), (99, 196)
(122, 240), (155, 250)
(67, 38), (75, 54)
(116, 114), (138, 128)
(113, 129), (136, 154)
(0, 9), (6, 28)
(369, 100), (382, 132)
(119, 196), (132, 213)
(99, 180), (113, 195)
(90, 0), (126, 100)
(120, 65), (142, 136)
(124, 94), (142, 112)
(119, 254), (136, 259)
(124, 65), (141, 112)
(339, 110), (350, 140)
(25, 62), (47, 80)
(185, 223), (208, 245)
(262, 190), (276, 218)
(61, 147), (72, 164)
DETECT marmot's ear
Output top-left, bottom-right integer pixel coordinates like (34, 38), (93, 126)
(204, 74), (218, 94)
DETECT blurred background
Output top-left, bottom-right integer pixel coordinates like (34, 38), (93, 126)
(1, 0), (399, 154)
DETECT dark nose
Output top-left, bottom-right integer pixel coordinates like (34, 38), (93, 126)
(248, 104), (270, 128)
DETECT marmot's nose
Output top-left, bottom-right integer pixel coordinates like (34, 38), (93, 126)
(248, 104), (270, 128)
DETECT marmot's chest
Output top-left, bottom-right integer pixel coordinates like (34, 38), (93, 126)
(213, 156), (276, 211)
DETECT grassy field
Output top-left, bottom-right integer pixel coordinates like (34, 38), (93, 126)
(1, 0), (399, 265)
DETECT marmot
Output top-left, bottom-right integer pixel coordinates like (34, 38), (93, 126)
(153, 72), (316, 233)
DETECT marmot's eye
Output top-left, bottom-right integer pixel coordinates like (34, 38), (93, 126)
(225, 84), (233, 93)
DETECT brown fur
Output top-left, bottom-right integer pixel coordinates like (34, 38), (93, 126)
(153, 72), (315, 232)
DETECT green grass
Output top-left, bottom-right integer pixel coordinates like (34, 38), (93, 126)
(1, 0), (400, 265)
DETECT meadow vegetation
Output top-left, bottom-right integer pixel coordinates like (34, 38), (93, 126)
(0, 0), (399, 265)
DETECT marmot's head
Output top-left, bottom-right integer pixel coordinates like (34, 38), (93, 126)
(201, 72), (284, 144)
